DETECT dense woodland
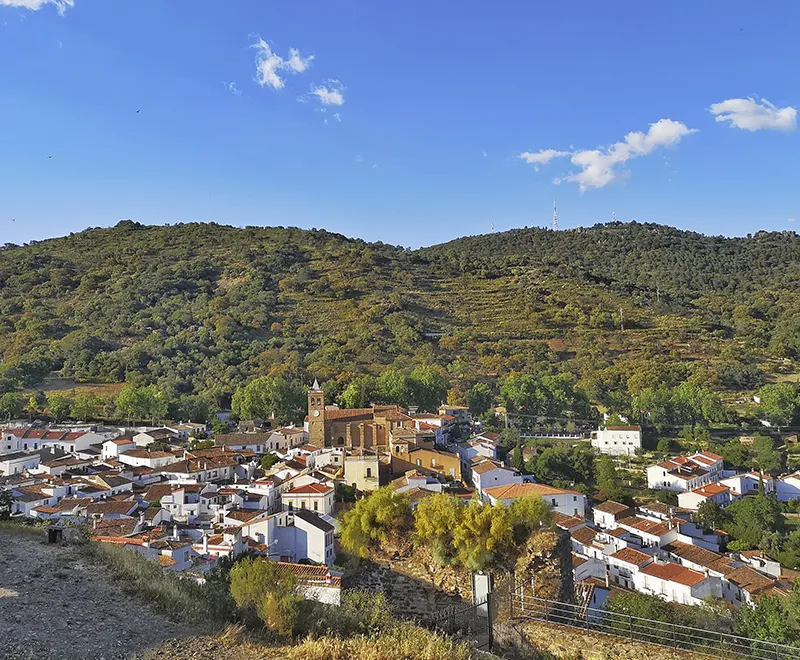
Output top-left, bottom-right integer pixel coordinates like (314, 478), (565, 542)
(0, 220), (798, 425)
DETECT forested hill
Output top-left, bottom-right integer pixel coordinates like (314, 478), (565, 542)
(0, 219), (797, 416)
(423, 222), (800, 299)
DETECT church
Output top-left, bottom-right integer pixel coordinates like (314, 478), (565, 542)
(305, 380), (417, 449)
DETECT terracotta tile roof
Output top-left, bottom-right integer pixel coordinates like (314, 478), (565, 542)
(689, 482), (730, 496)
(552, 511), (585, 530)
(572, 553), (588, 568)
(593, 500), (632, 515)
(726, 566), (776, 594)
(109, 438), (136, 446)
(275, 561), (341, 586)
(571, 526), (598, 546)
(31, 505), (60, 514)
(85, 500), (139, 516)
(484, 483), (581, 499)
(617, 516), (678, 538)
(471, 460), (503, 475)
(215, 433), (267, 446)
(226, 509), (269, 522)
(121, 449), (175, 459)
(610, 548), (653, 567)
(662, 541), (721, 568)
(284, 483), (333, 496)
(323, 407), (374, 421)
(641, 562), (707, 587)
(158, 555), (178, 567)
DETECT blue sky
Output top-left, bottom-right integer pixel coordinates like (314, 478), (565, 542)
(1, 0), (798, 247)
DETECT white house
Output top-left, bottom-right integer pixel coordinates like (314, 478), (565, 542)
(646, 456), (713, 492)
(634, 561), (712, 606)
(279, 562), (341, 605)
(590, 426), (642, 456)
(776, 473), (800, 502)
(592, 500), (634, 530)
(471, 460), (523, 498)
(483, 483), (587, 517)
(117, 449), (180, 469)
(281, 482), (334, 516)
(160, 456), (237, 484)
(607, 547), (653, 590)
(0, 451), (41, 476)
(615, 515), (680, 549)
(720, 472), (775, 497)
(677, 482), (735, 511)
(102, 438), (137, 460)
(243, 508), (335, 565)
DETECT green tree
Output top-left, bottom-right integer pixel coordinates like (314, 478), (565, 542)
(231, 376), (305, 425)
(0, 490), (15, 520)
(726, 494), (785, 548)
(511, 441), (524, 472)
(0, 392), (24, 420)
(229, 558), (306, 637)
(656, 438), (672, 454)
(508, 495), (552, 542)
(46, 393), (71, 422)
(758, 384), (799, 427)
(260, 454), (279, 470)
(451, 500), (514, 571)
(752, 434), (782, 475)
(375, 369), (415, 408)
(466, 383), (494, 417)
(409, 364), (448, 411)
(414, 493), (465, 565)
(734, 595), (792, 643)
(70, 393), (105, 421)
(693, 500), (729, 531)
(672, 382), (725, 431)
(340, 487), (413, 557)
(24, 393), (41, 420)
(596, 455), (626, 502)
(340, 376), (378, 409)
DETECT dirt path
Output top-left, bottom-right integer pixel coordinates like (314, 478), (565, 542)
(0, 529), (196, 660)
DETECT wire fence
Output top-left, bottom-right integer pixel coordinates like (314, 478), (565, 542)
(511, 592), (800, 660)
(428, 597), (494, 650)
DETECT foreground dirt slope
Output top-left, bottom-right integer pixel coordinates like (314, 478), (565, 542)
(0, 530), (195, 660)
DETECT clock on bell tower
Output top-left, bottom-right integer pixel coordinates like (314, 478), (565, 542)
(308, 379), (326, 446)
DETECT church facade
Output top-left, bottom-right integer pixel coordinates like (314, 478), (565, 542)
(306, 381), (417, 449)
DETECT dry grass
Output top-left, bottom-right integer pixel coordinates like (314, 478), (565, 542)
(285, 624), (475, 660)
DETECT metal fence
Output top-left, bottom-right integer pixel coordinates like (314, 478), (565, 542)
(511, 592), (800, 660)
(429, 597), (494, 650)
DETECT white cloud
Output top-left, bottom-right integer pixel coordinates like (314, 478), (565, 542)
(519, 149), (571, 171)
(709, 97), (796, 132)
(311, 80), (345, 106)
(789, 218), (797, 223)
(355, 155), (364, 163)
(286, 47), (312, 73)
(482, 149), (488, 158)
(554, 119), (697, 191)
(252, 38), (313, 90)
(225, 81), (243, 97)
(0, 0), (73, 14)
(333, 112), (342, 122)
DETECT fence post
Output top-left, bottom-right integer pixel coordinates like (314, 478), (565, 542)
(487, 595), (494, 652)
(628, 615), (633, 641)
(545, 600), (549, 623)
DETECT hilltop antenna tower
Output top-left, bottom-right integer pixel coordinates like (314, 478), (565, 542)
(491, 222), (495, 233)
(553, 199), (558, 230)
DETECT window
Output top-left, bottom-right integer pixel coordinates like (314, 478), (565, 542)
(416, 459), (421, 466)
(300, 501), (306, 509)
(313, 501), (318, 511)
(366, 467), (372, 478)
(573, 496), (577, 501)
(551, 498), (557, 506)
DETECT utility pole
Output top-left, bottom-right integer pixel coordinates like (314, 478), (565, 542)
(553, 199), (558, 231)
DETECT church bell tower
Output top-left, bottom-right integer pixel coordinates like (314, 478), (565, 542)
(308, 379), (326, 446)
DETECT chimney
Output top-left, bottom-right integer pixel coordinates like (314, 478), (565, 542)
(92, 517), (97, 531)
(202, 532), (208, 554)
(173, 524), (178, 540)
(605, 570), (610, 588)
